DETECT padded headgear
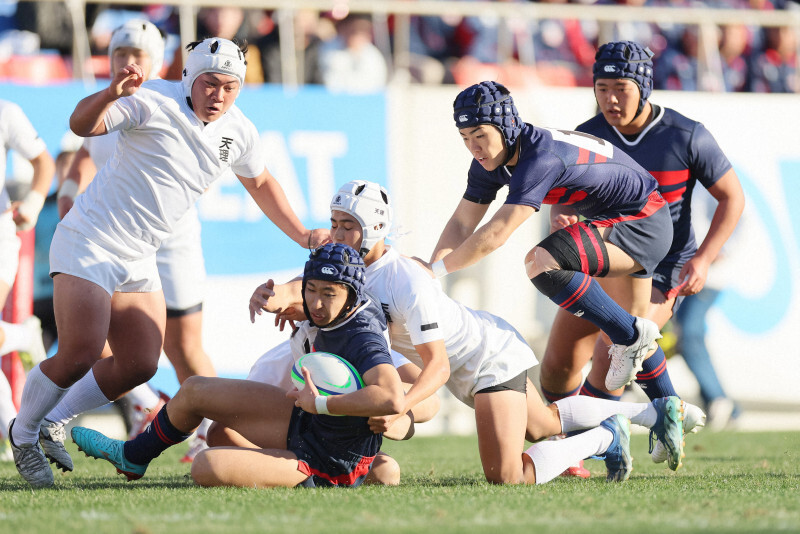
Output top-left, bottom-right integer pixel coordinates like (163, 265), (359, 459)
(593, 41), (654, 117)
(330, 180), (392, 258)
(302, 243), (366, 327)
(109, 19), (165, 80)
(182, 38), (247, 95)
(452, 81), (522, 149)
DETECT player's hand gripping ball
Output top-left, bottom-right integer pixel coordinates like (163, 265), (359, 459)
(291, 352), (364, 396)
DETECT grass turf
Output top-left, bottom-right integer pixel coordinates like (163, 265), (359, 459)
(1, 430), (798, 534)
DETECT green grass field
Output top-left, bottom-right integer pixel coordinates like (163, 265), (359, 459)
(1, 430), (799, 534)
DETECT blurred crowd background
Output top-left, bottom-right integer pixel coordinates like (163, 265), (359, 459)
(0, 0), (798, 93)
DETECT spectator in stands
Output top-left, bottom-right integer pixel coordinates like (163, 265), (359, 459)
(749, 25), (799, 92)
(719, 23), (753, 92)
(319, 14), (388, 93)
(654, 25), (699, 90)
(250, 9), (327, 85)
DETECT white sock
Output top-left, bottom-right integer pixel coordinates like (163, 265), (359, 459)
(124, 382), (161, 410)
(555, 396), (657, 432)
(0, 320), (32, 355)
(196, 418), (212, 439)
(0, 372), (17, 436)
(44, 368), (111, 427)
(525, 425), (614, 485)
(11, 365), (68, 445)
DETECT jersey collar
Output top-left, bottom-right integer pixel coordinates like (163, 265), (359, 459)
(610, 104), (665, 147)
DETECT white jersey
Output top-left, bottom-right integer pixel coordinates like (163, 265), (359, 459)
(60, 79), (264, 259)
(81, 122), (205, 310)
(0, 99), (48, 212)
(366, 247), (537, 407)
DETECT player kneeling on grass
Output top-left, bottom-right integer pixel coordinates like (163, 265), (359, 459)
(71, 243), (405, 488)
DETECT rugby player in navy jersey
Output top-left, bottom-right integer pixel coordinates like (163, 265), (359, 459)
(426, 82), (692, 469)
(70, 243), (406, 488)
(540, 41), (743, 467)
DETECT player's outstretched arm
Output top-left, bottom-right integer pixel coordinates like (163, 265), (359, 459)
(238, 170), (330, 249)
(430, 197), (489, 263)
(249, 278), (303, 323)
(432, 202), (535, 276)
(70, 63), (145, 137)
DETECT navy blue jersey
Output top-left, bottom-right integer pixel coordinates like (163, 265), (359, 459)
(576, 106), (732, 263)
(302, 297), (392, 452)
(463, 123), (659, 220)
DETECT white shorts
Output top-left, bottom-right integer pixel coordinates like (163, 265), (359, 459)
(443, 311), (538, 409)
(246, 339), (414, 391)
(49, 225), (161, 297)
(0, 213), (20, 287)
(156, 208), (206, 312)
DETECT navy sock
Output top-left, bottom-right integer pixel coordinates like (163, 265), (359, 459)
(123, 405), (192, 465)
(634, 346), (678, 399)
(549, 272), (636, 345)
(579, 380), (622, 401)
(541, 383), (582, 403)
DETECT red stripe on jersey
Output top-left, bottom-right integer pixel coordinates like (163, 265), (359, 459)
(297, 455), (375, 486)
(660, 186), (686, 203)
(594, 154), (607, 163)
(593, 191), (666, 228)
(577, 148), (590, 164)
(561, 273), (591, 309)
(543, 189), (587, 205)
(651, 169), (689, 186)
(543, 187), (567, 204)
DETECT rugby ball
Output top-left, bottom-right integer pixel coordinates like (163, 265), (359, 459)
(291, 352), (364, 395)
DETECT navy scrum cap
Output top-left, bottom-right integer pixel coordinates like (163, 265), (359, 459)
(453, 81), (522, 148)
(593, 41), (654, 116)
(302, 243), (366, 326)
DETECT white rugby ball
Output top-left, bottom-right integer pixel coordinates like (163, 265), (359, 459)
(291, 352), (364, 395)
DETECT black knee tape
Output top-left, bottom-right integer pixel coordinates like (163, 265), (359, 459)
(531, 269), (575, 298)
(537, 223), (610, 277)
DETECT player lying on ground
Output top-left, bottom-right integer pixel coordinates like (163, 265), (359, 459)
(72, 243), (405, 488)
(242, 180), (698, 483)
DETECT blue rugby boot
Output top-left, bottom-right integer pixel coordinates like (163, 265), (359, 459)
(600, 414), (632, 482)
(649, 396), (685, 471)
(71, 427), (148, 481)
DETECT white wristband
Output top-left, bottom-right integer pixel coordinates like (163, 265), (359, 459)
(57, 179), (79, 201)
(315, 395), (330, 415)
(431, 259), (448, 278)
(15, 190), (46, 231)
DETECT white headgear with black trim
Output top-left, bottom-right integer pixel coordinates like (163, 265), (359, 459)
(330, 180), (392, 257)
(182, 38), (247, 95)
(109, 19), (165, 80)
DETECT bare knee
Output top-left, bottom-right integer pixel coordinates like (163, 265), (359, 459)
(190, 450), (218, 487)
(524, 246), (558, 279)
(483, 462), (524, 485)
(363, 453), (400, 486)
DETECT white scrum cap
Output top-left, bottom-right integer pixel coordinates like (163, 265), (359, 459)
(182, 37), (247, 95)
(109, 19), (165, 80)
(330, 180), (393, 257)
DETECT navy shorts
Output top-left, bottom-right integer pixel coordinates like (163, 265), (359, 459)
(652, 259), (688, 307)
(287, 407), (378, 488)
(593, 192), (673, 278)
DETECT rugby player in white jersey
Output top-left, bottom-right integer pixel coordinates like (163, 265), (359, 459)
(237, 181), (695, 484)
(0, 99), (54, 458)
(52, 19), (215, 460)
(8, 37), (329, 488)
